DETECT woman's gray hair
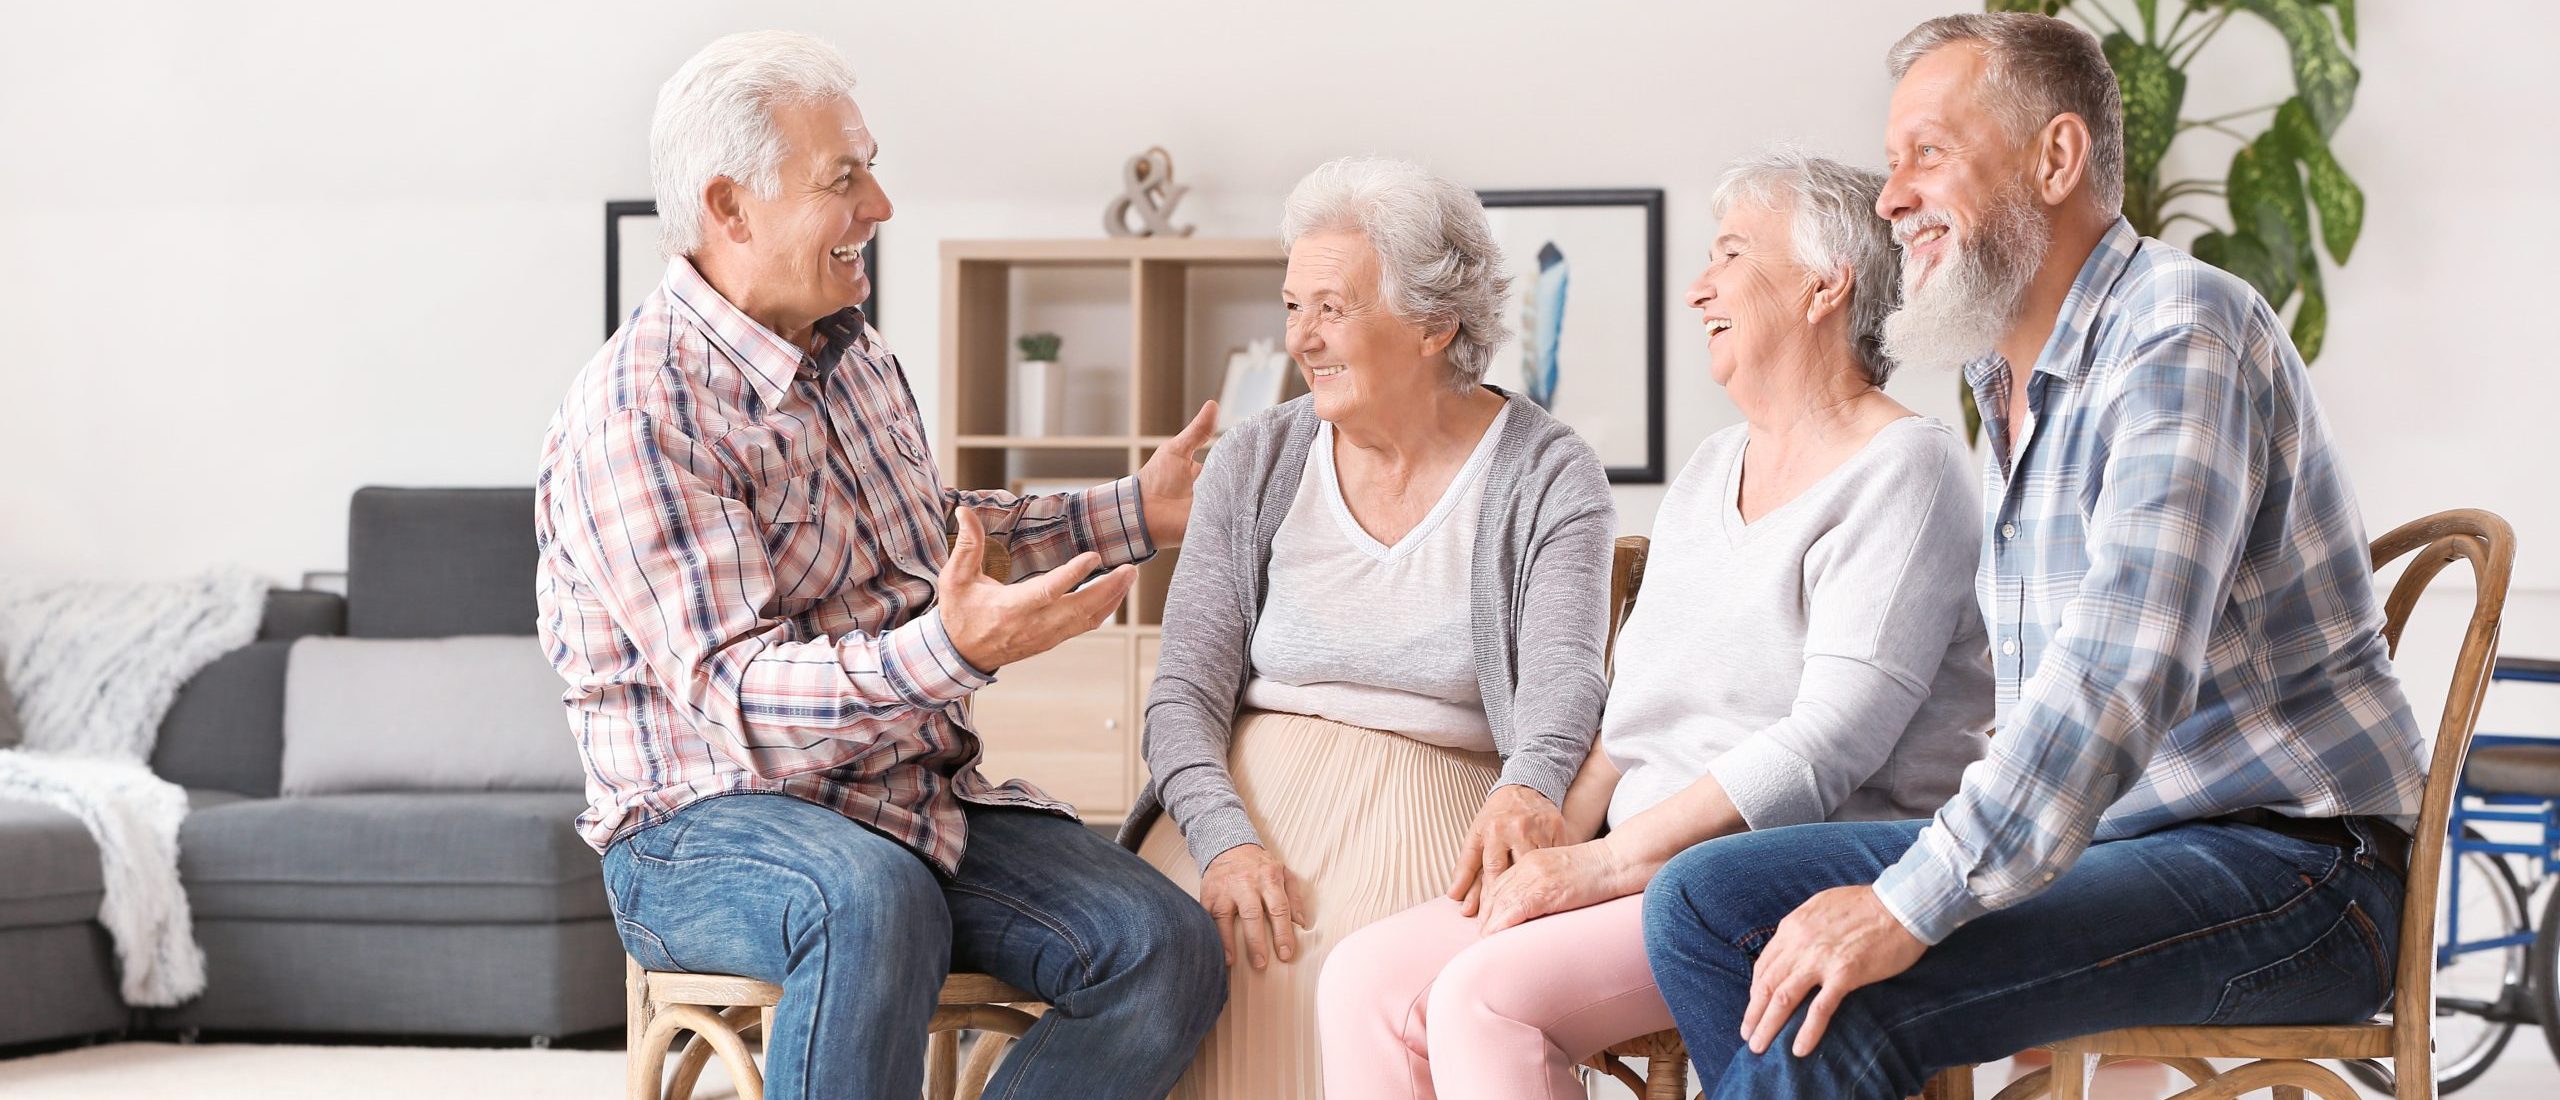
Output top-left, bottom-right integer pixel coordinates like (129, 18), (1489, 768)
(1712, 150), (1903, 386)
(1887, 12), (2125, 212)
(650, 31), (860, 257)
(1280, 157), (1512, 391)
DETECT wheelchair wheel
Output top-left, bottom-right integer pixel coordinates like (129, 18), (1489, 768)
(2345, 829), (2532, 1095)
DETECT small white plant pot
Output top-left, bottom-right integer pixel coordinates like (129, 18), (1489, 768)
(1012, 360), (1065, 436)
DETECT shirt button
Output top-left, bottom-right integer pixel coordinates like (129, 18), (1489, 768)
(2043, 871), (2057, 883)
(2001, 637), (2018, 656)
(2001, 522), (2018, 540)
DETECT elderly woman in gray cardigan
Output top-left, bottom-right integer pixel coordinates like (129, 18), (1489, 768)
(1124, 156), (1615, 1099)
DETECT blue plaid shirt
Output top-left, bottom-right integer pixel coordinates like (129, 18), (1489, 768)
(1871, 218), (2427, 945)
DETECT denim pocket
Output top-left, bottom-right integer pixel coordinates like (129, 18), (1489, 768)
(617, 916), (687, 973)
(2205, 900), (2391, 1025)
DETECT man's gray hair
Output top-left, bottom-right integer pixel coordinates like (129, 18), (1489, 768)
(1712, 150), (1903, 386)
(1887, 12), (2125, 212)
(650, 31), (860, 257)
(1280, 157), (1512, 391)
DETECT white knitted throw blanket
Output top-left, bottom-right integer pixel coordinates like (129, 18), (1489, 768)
(0, 567), (268, 1006)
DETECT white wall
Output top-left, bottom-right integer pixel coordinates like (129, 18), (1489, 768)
(4, 0), (2555, 730)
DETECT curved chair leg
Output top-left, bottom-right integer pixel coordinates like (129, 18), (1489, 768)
(668, 1005), (761, 1100)
(958, 1031), (1017, 1100)
(925, 1029), (961, 1100)
(628, 1003), (677, 1100)
(648, 1003), (765, 1100)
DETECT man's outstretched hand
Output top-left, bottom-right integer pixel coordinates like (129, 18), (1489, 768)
(1136, 401), (1218, 549)
(939, 506), (1134, 672)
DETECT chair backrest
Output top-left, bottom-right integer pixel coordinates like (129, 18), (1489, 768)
(1606, 535), (1652, 672)
(2367, 509), (2514, 1077)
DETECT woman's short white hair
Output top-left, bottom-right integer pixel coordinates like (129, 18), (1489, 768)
(650, 31), (859, 257)
(1711, 150), (1903, 386)
(1280, 157), (1512, 391)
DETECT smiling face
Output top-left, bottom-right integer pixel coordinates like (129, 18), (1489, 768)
(721, 94), (892, 341)
(1282, 228), (1448, 426)
(1876, 44), (2051, 372)
(1689, 198), (1826, 394)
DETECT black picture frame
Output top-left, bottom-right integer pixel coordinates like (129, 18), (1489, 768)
(1475, 188), (1667, 484)
(605, 199), (879, 339)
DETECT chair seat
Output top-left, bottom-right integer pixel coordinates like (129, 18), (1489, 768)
(2464, 743), (2560, 797)
(644, 969), (1035, 1008)
(2052, 1021), (2392, 1060)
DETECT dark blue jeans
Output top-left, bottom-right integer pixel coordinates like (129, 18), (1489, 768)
(1643, 817), (2404, 1099)
(603, 793), (1225, 1100)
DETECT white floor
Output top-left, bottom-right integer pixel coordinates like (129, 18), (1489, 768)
(0, 1040), (2553, 1099)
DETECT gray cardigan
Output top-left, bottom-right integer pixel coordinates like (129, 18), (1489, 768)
(1119, 389), (1618, 870)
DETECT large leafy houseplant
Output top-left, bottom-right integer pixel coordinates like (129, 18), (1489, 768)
(1963, 0), (2362, 433)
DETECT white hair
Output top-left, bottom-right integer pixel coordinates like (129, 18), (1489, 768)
(649, 31), (859, 257)
(1710, 150), (1903, 386)
(1279, 157), (1512, 391)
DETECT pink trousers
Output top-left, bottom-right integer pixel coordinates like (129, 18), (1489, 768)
(1317, 894), (1673, 1099)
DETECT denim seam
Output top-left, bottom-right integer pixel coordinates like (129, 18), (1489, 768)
(2086, 840), (2344, 971)
(942, 881), (1099, 988)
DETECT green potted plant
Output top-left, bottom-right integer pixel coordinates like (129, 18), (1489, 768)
(1967, 0), (2361, 438)
(1013, 332), (1065, 437)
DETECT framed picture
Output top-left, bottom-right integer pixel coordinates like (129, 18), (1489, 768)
(605, 200), (879, 338)
(1475, 189), (1665, 483)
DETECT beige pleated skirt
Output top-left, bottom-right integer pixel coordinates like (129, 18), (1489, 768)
(1138, 709), (1501, 1100)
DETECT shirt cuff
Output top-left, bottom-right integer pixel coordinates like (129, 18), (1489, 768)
(875, 607), (997, 708)
(1870, 824), (1993, 946)
(1077, 476), (1157, 569)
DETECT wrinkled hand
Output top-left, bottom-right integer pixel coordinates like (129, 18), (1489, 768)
(938, 506), (1134, 671)
(1199, 843), (1308, 970)
(1135, 401), (1218, 549)
(1741, 886), (1928, 1058)
(1448, 785), (1564, 916)
(1478, 839), (1638, 934)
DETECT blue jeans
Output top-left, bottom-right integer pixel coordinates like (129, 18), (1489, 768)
(1643, 817), (2404, 1099)
(603, 793), (1225, 1100)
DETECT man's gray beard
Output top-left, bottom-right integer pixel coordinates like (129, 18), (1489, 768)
(1882, 184), (2050, 374)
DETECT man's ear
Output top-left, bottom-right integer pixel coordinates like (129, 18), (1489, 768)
(2034, 113), (2095, 207)
(702, 177), (751, 244)
(1805, 264), (1854, 328)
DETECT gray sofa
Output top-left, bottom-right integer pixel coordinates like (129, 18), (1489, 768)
(0, 488), (622, 1048)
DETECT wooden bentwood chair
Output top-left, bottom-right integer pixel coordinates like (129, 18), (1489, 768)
(1587, 510), (2515, 1100)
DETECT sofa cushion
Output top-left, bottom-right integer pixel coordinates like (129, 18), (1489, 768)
(281, 636), (583, 795)
(0, 661), (21, 749)
(179, 791), (605, 923)
(0, 797), (102, 927)
(151, 590), (347, 798)
(347, 487), (538, 639)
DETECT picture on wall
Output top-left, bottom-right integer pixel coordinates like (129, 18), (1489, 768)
(605, 199), (879, 338)
(1475, 189), (1665, 483)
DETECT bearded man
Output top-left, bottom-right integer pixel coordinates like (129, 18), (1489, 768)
(1637, 13), (2427, 1098)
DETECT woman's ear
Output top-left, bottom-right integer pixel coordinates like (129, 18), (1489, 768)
(1420, 324), (1457, 358)
(1804, 264), (1854, 327)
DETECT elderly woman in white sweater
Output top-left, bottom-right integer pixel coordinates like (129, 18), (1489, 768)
(1317, 151), (1995, 1098)
(1124, 157), (1617, 1099)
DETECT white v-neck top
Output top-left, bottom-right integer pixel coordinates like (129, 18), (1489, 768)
(1241, 405), (1513, 750)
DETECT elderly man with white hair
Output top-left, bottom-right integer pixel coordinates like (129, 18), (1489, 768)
(1125, 156), (1617, 1097)
(1315, 150), (1992, 1100)
(1642, 13), (2427, 1098)
(534, 31), (1224, 1099)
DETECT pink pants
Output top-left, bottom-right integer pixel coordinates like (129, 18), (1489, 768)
(1317, 895), (1673, 1099)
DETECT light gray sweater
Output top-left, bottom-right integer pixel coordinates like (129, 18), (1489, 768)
(1602, 418), (1994, 831)
(1120, 389), (1618, 869)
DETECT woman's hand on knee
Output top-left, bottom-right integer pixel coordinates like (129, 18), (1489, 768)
(1448, 784), (1565, 916)
(1200, 843), (1310, 971)
(1478, 839), (1637, 934)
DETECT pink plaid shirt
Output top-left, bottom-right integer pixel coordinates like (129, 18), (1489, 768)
(536, 258), (1153, 871)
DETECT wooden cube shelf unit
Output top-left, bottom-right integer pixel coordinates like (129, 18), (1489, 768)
(938, 237), (1284, 825)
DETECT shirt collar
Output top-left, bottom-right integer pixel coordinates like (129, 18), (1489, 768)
(1958, 215), (2144, 388)
(661, 257), (868, 407)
